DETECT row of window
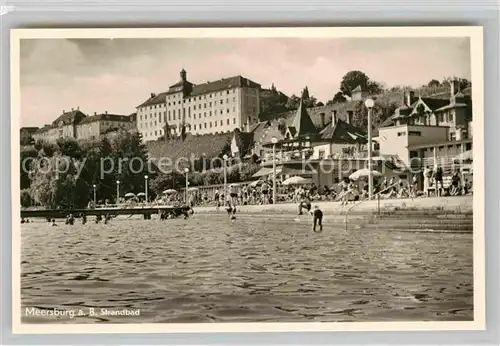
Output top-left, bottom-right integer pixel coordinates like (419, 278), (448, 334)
(140, 108), (240, 123)
(140, 88), (260, 112)
(168, 97), (237, 108)
(140, 118), (238, 132)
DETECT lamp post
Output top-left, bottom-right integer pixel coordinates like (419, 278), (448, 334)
(223, 154), (228, 206)
(365, 98), (375, 200)
(92, 184), (96, 207)
(184, 168), (189, 202)
(271, 136), (278, 204)
(116, 180), (120, 205)
(144, 175), (149, 202)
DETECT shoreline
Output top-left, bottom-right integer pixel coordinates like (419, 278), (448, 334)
(194, 196), (473, 214)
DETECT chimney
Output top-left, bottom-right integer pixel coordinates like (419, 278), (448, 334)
(347, 111), (353, 124)
(331, 110), (338, 127)
(71, 107), (74, 111)
(319, 113), (326, 128)
(406, 91), (415, 106)
(450, 80), (456, 98)
(246, 117), (251, 132)
(62, 109), (65, 113)
(77, 106), (79, 110)
(105, 111), (108, 114)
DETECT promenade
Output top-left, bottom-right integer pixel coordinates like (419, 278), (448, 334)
(194, 196), (473, 214)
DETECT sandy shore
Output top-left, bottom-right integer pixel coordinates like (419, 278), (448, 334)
(194, 196), (473, 214)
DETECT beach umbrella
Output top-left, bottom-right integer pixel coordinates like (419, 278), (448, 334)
(453, 149), (473, 162)
(136, 192), (146, 197)
(349, 168), (383, 181)
(249, 180), (263, 187)
(187, 187), (199, 192)
(282, 176), (313, 186)
(124, 192), (136, 198)
(163, 189), (177, 194)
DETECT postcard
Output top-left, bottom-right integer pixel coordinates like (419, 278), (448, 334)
(11, 26), (484, 333)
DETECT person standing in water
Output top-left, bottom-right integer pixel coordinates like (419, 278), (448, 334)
(311, 205), (323, 232)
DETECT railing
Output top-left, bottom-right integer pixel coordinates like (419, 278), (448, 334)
(344, 182), (406, 231)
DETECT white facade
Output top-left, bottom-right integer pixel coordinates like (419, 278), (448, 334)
(377, 124), (449, 166)
(136, 72), (261, 141)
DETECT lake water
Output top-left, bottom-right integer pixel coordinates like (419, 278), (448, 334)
(20, 213), (473, 323)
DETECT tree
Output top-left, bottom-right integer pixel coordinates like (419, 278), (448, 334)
(328, 91), (347, 105)
(29, 154), (89, 209)
(56, 137), (83, 159)
(20, 146), (38, 190)
(285, 94), (300, 110)
(149, 171), (184, 196)
(20, 134), (34, 146)
(110, 130), (151, 195)
(21, 189), (32, 208)
(340, 70), (382, 97)
(428, 79), (440, 87)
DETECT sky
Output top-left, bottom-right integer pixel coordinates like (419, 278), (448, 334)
(20, 37), (471, 127)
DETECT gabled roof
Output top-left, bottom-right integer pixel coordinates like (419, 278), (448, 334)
(51, 110), (87, 126)
(190, 76), (261, 97)
(413, 97), (450, 112)
(352, 85), (362, 92)
(319, 119), (367, 144)
(289, 98), (318, 138)
(137, 92), (167, 108)
(79, 113), (132, 124)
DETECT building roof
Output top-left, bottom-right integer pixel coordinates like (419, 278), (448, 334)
(79, 113), (132, 124)
(20, 127), (39, 133)
(51, 109), (87, 126)
(190, 76), (261, 97)
(137, 92), (167, 108)
(319, 119), (367, 144)
(288, 98), (319, 137)
(408, 138), (472, 150)
(352, 85), (362, 92)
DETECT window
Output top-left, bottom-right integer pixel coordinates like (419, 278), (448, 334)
(214, 121), (217, 127)
(145, 114), (148, 120)
(220, 110), (223, 115)
(227, 90), (230, 95)
(155, 130), (157, 136)
(450, 132), (456, 141)
(194, 124), (196, 130)
(233, 89), (236, 94)
(408, 131), (421, 136)
(233, 118), (236, 124)
(227, 119), (230, 125)
(204, 103), (206, 108)
(204, 123), (207, 128)
(220, 120), (223, 126)
(209, 111), (212, 116)
(397, 131), (406, 137)
(204, 112), (206, 118)
(159, 115), (162, 123)
(466, 143), (472, 151)
(194, 105), (196, 110)
(168, 102), (170, 106)
(209, 102), (212, 107)
(173, 114), (176, 121)
(140, 115), (142, 121)
(318, 150), (325, 160)
(210, 122), (212, 127)
(440, 114), (445, 123)
(233, 97), (236, 102)
(220, 100), (223, 105)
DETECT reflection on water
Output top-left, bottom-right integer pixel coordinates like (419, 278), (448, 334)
(21, 214), (473, 323)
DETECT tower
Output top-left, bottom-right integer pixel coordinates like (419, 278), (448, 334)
(180, 68), (187, 82)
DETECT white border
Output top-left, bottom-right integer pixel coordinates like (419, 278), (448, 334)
(11, 26), (485, 334)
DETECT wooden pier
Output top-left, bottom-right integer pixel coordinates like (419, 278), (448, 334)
(21, 205), (189, 219)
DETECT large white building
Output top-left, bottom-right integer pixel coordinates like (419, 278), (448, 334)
(136, 69), (261, 141)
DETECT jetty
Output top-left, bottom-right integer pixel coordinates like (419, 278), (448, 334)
(20, 204), (190, 219)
